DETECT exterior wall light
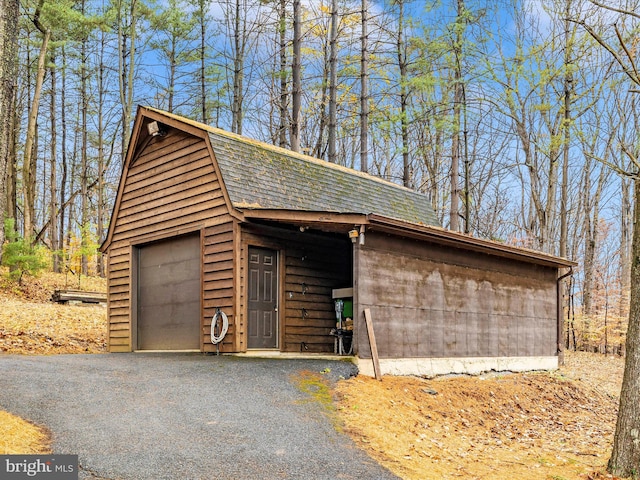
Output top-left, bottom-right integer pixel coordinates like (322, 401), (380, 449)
(147, 121), (166, 137)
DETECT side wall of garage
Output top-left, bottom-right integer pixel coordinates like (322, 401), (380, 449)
(106, 125), (236, 352)
(354, 231), (558, 365)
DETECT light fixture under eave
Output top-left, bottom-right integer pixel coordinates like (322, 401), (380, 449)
(147, 121), (166, 137)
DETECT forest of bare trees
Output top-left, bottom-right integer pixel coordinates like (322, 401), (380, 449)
(5, 0), (640, 474)
(2, 0), (640, 356)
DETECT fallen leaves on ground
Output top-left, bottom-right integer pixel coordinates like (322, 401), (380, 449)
(0, 269), (107, 354)
(335, 352), (625, 480)
(0, 410), (51, 454)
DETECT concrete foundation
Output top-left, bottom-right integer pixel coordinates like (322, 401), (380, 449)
(356, 355), (558, 378)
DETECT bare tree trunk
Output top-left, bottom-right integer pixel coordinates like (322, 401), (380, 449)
(23, 7), (50, 240)
(59, 45), (68, 275)
(49, 52), (60, 272)
(396, 0), (410, 187)
(448, 0), (465, 231)
(290, 0), (301, 152)
(559, 0), (573, 259)
(582, 161), (606, 351)
(80, 0), (89, 275)
(462, 85), (470, 233)
(278, 0), (288, 147)
(199, 0), (207, 123)
(231, 0), (244, 134)
(118, 0), (137, 158)
(7, 105), (18, 225)
(312, 40), (329, 158)
(360, 0), (368, 173)
(620, 176), (632, 315)
(327, 0), (338, 163)
(0, 0), (19, 260)
(608, 177), (640, 476)
(581, 161), (594, 319)
(96, 28), (107, 277)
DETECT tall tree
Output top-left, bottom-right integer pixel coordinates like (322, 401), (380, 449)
(230, 0), (246, 133)
(576, 2), (640, 475)
(150, 0), (196, 113)
(49, 48), (59, 272)
(0, 0), (19, 259)
(195, 0), (209, 123)
(290, 0), (301, 152)
(360, 0), (368, 172)
(277, 0), (288, 147)
(396, 0), (410, 187)
(22, 0), (51, 240)
(115, 0), (145, 156)
(448, 0), (466, 232)
(327, 0), (338, 163)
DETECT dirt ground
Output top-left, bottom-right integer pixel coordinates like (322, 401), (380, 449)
(335, 352), (625, 480)
(0, 270), (107, 354)
(0, 270), (628, 479)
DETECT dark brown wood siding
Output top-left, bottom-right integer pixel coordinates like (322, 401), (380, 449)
(355, 231), (558, 359)
(106, 129), (235, 352)
(240, 224), (352, 353)
(202, 221), (236, 353)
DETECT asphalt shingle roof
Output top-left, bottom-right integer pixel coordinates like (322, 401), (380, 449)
(208, 130), (440, 227)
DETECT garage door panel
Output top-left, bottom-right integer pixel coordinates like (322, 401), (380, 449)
(138, 304), (200, 350)
(137, 234), (201, 350)
(138, 280), (200, 308)
(139, 259), (200, 287)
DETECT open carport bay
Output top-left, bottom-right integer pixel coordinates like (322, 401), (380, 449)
(0, 353), (398, 480)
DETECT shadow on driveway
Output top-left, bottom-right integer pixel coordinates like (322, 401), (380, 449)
(0, 353), (398, 480)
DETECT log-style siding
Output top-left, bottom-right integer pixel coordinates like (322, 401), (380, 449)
(106, 128), (235, 351)
(202, 221), (236, 353)
(240, 224), (352, 353)
(355, 231), (558, 359)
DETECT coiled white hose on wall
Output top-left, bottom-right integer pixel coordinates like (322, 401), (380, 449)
(211, 309), (229, 344)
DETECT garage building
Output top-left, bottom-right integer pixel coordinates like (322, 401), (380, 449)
(100, 107), (575, 376)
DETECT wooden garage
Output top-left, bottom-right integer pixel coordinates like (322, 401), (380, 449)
(100, 106), (575, 376)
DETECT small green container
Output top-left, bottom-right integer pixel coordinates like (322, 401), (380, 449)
(342, 299), (353, 318)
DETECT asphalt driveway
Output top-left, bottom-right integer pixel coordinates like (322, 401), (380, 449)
(0, 353), (398, 480)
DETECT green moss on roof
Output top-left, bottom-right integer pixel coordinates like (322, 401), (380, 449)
(145, 107), (439, 226)
(210, 131), (439, 226)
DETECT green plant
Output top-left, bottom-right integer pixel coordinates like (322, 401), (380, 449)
(1, 219), (48, 285)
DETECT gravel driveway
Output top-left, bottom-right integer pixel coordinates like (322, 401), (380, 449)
(0, 353), (398, 480)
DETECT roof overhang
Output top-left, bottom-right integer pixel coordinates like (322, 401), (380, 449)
(239, 208), (577, 269)
(240, 208), (368, 234)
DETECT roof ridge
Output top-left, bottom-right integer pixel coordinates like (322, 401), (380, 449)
(145, 106), (419, 195)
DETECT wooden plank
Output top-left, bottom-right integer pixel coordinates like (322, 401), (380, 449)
(124, 155), (212, 195)
(128, 150), (211, 190)
(118, 191), (223, 227)
(120, 178), (216, 212)
(364, 308), (382, 380)
(203, 259), (234, 274)
(112, 208), (226, 239)
(203, 230), (234, 246)
(129, 138), (205, 175)
(109, 345), (131, 353)
(52, 290), (107, 304)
